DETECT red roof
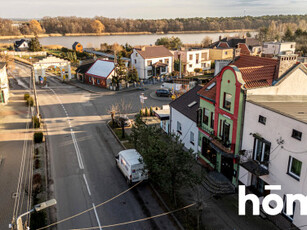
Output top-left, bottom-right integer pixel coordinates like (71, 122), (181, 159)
(217, 42), (230, 48)
(238, 43), (251, 56)
(233, 55), (278, 68)
(134, 45), (173, 59)
(197, 78), (217, 101)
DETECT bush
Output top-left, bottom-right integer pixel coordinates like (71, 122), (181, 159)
(139, 109), (143, 117)
(34, 132), (43, 143)
(24, 93), (30, 100)
(150, 107), (153, 116)
(32, 116), (40, 128)
(144, 107), (149, 117)
(27, 97), (34, 106)
(194, 68), (202, 73)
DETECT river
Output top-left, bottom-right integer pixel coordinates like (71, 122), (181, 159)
(0, 31), (257, 48)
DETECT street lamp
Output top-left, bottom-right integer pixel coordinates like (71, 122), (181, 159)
(16, 199), (57, 230)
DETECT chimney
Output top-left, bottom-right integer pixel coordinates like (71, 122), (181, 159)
(277, 54), (298, 78)
(141, 46), (146, 51)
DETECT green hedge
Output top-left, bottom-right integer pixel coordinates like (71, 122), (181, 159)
(34, 132), (43, 143)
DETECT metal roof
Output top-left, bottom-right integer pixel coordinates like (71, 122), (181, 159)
(84, 49), (130, 61)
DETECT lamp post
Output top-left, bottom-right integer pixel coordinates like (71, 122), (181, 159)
(16, 199), (57, 230)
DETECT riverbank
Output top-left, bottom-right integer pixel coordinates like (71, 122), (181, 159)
(0, 29), (257, 40)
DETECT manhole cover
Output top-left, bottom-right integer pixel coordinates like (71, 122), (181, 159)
(12, 192), (18, 199)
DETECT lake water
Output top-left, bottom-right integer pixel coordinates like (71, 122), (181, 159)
(0, 31), (257, 49)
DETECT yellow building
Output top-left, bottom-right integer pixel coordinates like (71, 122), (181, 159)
(209, 48), (233, 61)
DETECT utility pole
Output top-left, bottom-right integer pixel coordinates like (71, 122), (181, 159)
(179, 53), (182, 79)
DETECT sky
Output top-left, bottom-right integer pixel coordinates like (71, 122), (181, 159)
(0, 0), (306, 19)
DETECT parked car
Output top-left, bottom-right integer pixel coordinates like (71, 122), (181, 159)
(115, 115), (131, 127)
(156, 88), (172, 97)
(115, 149), (148, 185)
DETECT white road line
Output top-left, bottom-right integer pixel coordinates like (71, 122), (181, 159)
(71, 131), (84, 169)
(83, 174), (91, 196)
(92, 203), (102, 230)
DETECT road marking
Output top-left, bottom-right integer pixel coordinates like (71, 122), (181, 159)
(83, 174), (91, 196)
(92, 203), (102, 230)
(48, 87), (85, 170)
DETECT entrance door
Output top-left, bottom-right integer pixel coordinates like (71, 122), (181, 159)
(221, 156), (233, 181)
(222, 122), (230, 145)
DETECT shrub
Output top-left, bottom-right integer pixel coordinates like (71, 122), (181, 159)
(145, 107), (149, 117)
(34, 132), (43, 143)
(32, 116), (40, 128)
(194, 68), (202, 73)
(27, 97), (34, 106)
(24, 93), (30, 100)
(139, 109), (143, 117)
(150, 107), (153, 116)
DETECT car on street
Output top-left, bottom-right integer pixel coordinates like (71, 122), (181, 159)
(115, 149), (148, 185)
(156, 88), (172, 97)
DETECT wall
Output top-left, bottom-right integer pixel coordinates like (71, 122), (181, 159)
(0, 51), (47, 56)
(240, 101), (307, 228)
(170, 107), (199, 154)
(0, 67), (9, 104)
(209, 48), (233, 61)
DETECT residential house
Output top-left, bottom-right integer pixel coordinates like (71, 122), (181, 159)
(239, 94), (307, 229)
(76, 60), (95, 82)
(84, 59), (115, 88)
(72, 42), (83, 52)
(209, 47), (234, 62)
(172, 48), (211, 74)
(170, 85), (202, 154)
(130, 46), (173, 80)
(197, 54), (298, 186)
(14, 39), (29, 51)
(0, 63), (9, 104)
(262, 42), (296, 57)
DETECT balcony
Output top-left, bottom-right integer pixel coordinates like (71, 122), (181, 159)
(209, 137), (234, 155)
(240, 160), (269, 176)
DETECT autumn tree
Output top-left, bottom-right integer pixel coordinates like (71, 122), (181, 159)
(201, 36), (212, 47)
(128, 66), (139, 82)
(29, 20), (43, 35)
(155, 36), (182, 49)
(91, 20), (105, 33)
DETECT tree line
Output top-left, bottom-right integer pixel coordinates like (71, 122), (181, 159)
(1, 15), (307, 35)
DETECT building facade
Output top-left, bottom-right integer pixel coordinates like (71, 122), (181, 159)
(0, 63), (9, 104)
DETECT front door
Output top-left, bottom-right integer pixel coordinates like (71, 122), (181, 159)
(221, 156), (233, 181)
(222, 122), (230, 145)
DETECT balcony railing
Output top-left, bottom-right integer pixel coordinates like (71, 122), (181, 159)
(210, 137), (235, 155)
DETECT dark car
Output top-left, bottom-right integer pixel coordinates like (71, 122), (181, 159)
(156, 88), (172, 97)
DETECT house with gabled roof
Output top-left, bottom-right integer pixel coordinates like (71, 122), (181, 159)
(84, 59), (115, 88)
(130, 45), (173, 80)
(14, 39), (29, 51)
(72, 42), (83, 52)
(169, 85), (202, 154)
(196, 54), (299, 186)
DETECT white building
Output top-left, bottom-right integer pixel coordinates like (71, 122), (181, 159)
(169, 85), (202, 154)
(262, 42), (296, 56)
(0, 63), (9, 104)
(154, 105), (170, 134)
(130, 46), (173, 80)
(239, 95), (307, 229)
(172, 48), (211, 74)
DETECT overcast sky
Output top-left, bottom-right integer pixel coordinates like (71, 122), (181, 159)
(1, 0), (306, 19)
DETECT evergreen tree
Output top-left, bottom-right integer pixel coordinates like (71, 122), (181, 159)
(28, 36), (42, 51)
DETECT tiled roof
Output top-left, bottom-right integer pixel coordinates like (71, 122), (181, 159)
(233, 55), (278, 68)
(197, 78), (217, 102)
(135, 46), (173, 59)
(217, 42), (229, 48)
(238, 43), (251, 56)
(170, 85), (203, 122)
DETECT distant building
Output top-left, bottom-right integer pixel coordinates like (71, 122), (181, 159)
(209, 47), (234, 61)
(0, 63), (9, 104)
(14, 39), (29, 51)
(130, 45), (173, 80)
(84, 59), (115, 88)
(172, 48), (211, 74)
(72, 42), (83, 52)
(262, 42), (296, 57)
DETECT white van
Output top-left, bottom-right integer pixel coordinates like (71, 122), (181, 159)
(115, 149), (148, 185)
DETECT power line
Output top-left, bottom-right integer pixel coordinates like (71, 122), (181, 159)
(71, 203), (196, 230)
(37, 180), (143, 230)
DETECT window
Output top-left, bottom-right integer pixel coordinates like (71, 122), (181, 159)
(136, 53), (138, 57)
(96, 79), (100, 84)
(201, 52), (207, 60)
(177, 121), (182, 134)
(189, 64), (192, 68)
(210, 112), (214, 129)
(190, 132), (194, 145)
(258, 115), (266, 125)
(222, 121), (231, 146)
(203, 108), (209, 125)
(134, 60), (137, 64)
(147, 70), (152, 76)
(196, 54), (199, 64)
(147, 60), (152, 66)
(225, 51), (228, 55)
(253, 137), (271, 168)
(161, 67), (166, 72)
(201, 137), (217, 165)
(197, 109), (202, 127)
(223, 93), (232, 111)
(283, 195), (295, 221)
(159, 59), (163, 63)
(89, 76), (92, 83)
(165, 59), (169, 64)
(292, 129), (302, 141)
(189, 54), (193, 60)
(288, 156), (302, 180)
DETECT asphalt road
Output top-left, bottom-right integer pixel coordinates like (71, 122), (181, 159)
(13, 64), (177, 230)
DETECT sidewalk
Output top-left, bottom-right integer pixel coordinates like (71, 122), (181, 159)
(0, 90), (32, 229)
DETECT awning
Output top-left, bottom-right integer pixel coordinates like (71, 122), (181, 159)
(152, 62), (168, 68)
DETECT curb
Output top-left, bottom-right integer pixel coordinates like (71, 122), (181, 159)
(106, 120), (185, 230)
